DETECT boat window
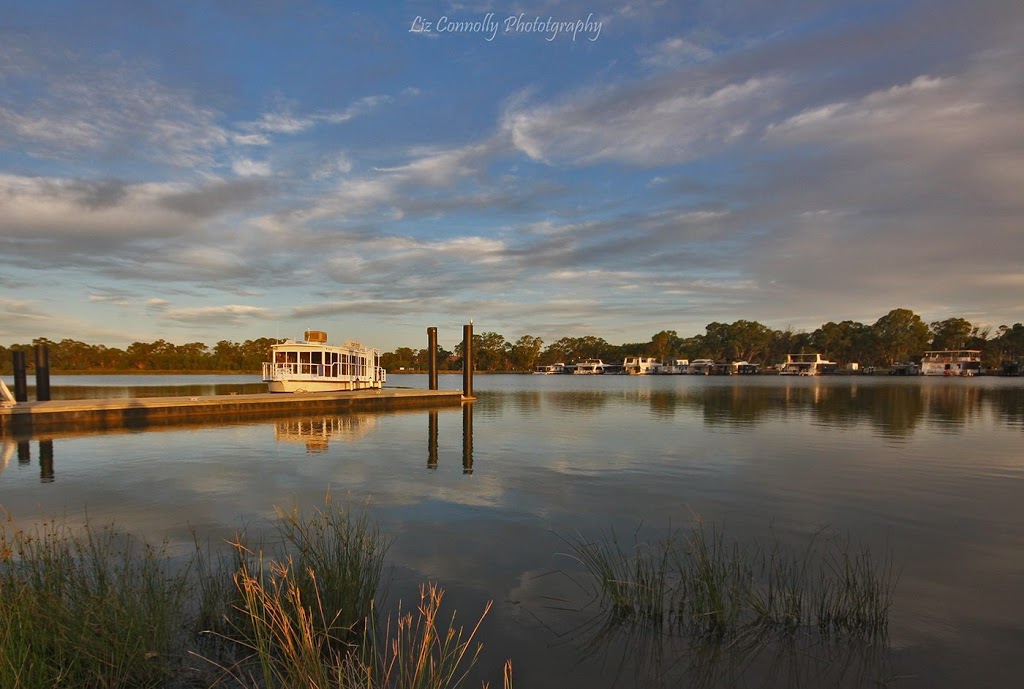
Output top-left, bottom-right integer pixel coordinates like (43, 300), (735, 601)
(311, 351), (322, 365)
(286, 351), (298, 363)
(300, 352), (310, 364)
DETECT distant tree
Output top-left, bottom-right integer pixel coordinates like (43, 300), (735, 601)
(871, 308), (930, 365)
(649, 330), (681, 361)
(929, 317), (974, 350)
(510, 335), (544, 371)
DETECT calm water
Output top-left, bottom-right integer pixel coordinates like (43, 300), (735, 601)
(2, 373), (1023, 688)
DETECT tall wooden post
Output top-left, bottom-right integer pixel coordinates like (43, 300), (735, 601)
(34, 344), (51, 402)
(427, 327), (438, 390)
(462, 322), (474, 399)
(12, 350), (28, 402)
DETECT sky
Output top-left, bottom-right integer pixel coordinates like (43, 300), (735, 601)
(1, 0), (1022, 352)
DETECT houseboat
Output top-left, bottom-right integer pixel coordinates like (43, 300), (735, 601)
(920, 350), (983, 376)
(573, 359), (608, 374)
(623, 356), (661, 375)
(533, 363), (567, 374)
(262, 330), (386, 392)
(779, 353), (837, 376)
(688, 359), (715, 375)
(655, 359), (690, 374)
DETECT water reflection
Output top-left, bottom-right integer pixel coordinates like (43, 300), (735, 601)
(273, 414), (379, 453)
(0, 438), (55, 483)
(476, 380), (1024, 438)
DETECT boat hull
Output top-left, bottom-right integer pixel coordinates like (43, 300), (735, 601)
(267, 379), (383, 393)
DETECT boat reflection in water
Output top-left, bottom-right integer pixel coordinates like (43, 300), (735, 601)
(274, 414), (379, 454)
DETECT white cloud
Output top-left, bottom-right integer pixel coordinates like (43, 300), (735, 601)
(232, 158), (272, 177)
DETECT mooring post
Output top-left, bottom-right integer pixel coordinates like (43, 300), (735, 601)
(12, 350), (28, 402)
(34, 344), (51, 402)
(462, 322), (475, 399)
(427, 327), (438, 390)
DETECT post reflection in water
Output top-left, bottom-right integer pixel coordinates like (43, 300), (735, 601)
(422, 404), (474, 473)
(462, 402), (473, 475)
(39, 439), (54, 483)
(427, 410), (439, 470)
(0, 439), (54, 483)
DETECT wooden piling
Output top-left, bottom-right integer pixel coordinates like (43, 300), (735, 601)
(462, 322), (475, 399)
(427, 327), (438, 390)
(12, 350), (28, 402)
(34, 344), (51, 402)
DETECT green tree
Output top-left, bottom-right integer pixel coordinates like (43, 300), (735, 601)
(510, 335), (544, 371)
(929, 317), (974, 350)
(871, 308), (930, 365)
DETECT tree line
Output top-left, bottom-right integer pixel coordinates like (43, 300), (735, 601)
(3, 308), (1024, 374)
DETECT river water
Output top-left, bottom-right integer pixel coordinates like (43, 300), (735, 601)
(1, 373), (1022, 688)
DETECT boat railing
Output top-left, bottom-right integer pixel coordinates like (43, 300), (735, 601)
(264, 361), (384, 382)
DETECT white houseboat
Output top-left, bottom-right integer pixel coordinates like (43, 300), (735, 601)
(920, 350), (983, 376)
(573, 359), (608, 374)
(623, 356), (661, 375)
(779, 353), (837, 376)
(262, 330), (386, 393)
(688, 359), (715, 375)
(655, 359), (690, 374)
(533, 363), (567, 374)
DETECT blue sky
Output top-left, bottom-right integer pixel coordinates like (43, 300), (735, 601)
(2, 0), (1022, 351)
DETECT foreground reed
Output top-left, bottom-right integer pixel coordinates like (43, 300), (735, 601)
(0, 514), (192, 689)
(0, 501), (507, 689)
(561, 523), (897, 641)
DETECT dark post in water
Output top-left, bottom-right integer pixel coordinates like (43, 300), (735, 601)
(462, 402), (473, 474)
(34, 344), (51, 402)
(427, 327), (438, 391)
(12, 350), (28, 402)
(427, 410), (439, 469)
(462, 322), (474, 399)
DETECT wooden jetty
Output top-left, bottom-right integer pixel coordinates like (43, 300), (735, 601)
(0, 388), (466, 436)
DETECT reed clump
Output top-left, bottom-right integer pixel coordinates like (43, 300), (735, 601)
(0, 513), (192, 689)
(562, 523), (896, 642)
(0, 500), (508, 689)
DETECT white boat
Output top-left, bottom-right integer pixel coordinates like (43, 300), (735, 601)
(920, 350), (982, 376)
(655, 359), (690, 374)
(779, 353), (837, 376)
(688, 359), (715, 375)
(623, 356), (660, 375)
(262, 330), (386, 392)
(533, 363), (566, 374)
(573, 359), (608, 374)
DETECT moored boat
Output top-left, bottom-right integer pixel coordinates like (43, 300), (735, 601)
(262, 330), (386, 392)
(533, 363), (567, 374)
(920, 350), (982, 376)
(779, 353), (837, 376)
(573, 359), (608, 374)
(623, 356), (660, 375)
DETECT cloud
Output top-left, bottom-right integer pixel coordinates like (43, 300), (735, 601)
(501, 75), (780, 166)
(0, 48), (227, 167)
(163, 304), (271, 325)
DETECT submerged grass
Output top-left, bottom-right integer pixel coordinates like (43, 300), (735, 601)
(561, 522), (896, 642)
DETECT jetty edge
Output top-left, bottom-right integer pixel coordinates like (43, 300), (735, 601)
(0, 388), (466, 435)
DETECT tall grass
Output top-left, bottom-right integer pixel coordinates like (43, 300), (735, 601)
(561, 523), (896, 642)
(0, 501), (508, 689)
(0, 513), (192, 689)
